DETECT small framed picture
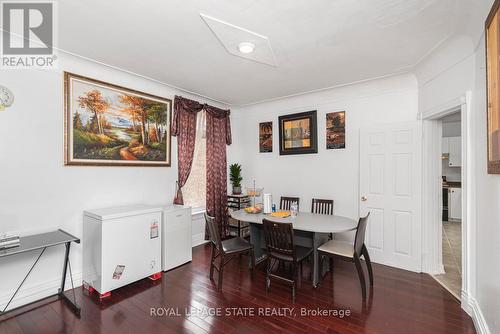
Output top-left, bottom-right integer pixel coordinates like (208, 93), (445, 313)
(326, 111), (346, 149)
(278, 110), (318, 155)
(259, 122), (273, 153)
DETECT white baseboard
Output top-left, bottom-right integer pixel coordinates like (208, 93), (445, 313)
(462, 291), (491, 334)
(192, 232), (209, 247)
(0, 271), (82, 312)
(427, 264), (445, 276)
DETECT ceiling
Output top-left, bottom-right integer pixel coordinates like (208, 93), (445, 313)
(59, 0), (473, 105)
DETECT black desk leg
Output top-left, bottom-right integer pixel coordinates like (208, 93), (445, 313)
(58, 242), (81, 317)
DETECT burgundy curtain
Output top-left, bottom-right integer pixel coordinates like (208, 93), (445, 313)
(171, 96), (204, 204)
(205, 105), (232, 238)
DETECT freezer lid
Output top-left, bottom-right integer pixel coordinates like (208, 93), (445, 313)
(84, 204), (163, 220)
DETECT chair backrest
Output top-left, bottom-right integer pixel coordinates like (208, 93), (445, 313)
(311, 198), (334, 215)
(280, 196), (300, 211)
(205, 212), (223, 251)
(354, 213), (370, 255)
(263, 219), (296, 261)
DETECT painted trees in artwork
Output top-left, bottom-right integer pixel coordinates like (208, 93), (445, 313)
(146, 101), (168, 143)
(73, 111), (84, 130)
(72, 84), (169, 162)
(77, 89), (110, 134)
(119, 95), (168, 146)
(119, 95), (149, 145)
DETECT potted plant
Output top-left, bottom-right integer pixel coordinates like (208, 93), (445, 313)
(229, 163), (243, 195)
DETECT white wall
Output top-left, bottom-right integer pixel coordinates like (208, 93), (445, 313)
(415, 1), (500, 330)
(0, 53), (221, 309)
(229, 74), (419, 225)
(470, 37), (500, 334)
(443, 121), (462, 137)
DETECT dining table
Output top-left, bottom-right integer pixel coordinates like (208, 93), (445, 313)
(229, 209), (358, 287)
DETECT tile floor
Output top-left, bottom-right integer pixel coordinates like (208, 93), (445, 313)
(434, 220), (462, 299)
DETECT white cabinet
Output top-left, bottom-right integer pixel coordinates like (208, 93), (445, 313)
(448, 137), (461, 167)
(162, 206), (192, 271)
(448, 187), (462, 221)
(83, 205), (163, 295)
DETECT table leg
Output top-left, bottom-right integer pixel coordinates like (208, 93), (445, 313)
(58, 242), (81, 316)
(312, 232), (329, 288)
(249, 223), (266, 264)
(313, 232), (319, 287)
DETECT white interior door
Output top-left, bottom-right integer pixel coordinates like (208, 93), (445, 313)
(360, 122), (422, 272)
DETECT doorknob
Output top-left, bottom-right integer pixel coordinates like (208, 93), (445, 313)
(361, 196), (367, 202)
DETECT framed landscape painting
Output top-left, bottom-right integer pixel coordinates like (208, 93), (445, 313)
(278, 110), (317, 155)
(259, 121), (273, 153)
(64, 72), (171, 166)
(326, 111), (345, 149)
(486, 0), (500, 174)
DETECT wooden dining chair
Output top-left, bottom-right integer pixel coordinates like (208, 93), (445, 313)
(311, 198), (334, 215)
(262, 219), (313, 303)
(205, 213), (255, 291)
(317, 213), (373, 299)
(280, 196), (300, 211)
(311, 198), (334, 239)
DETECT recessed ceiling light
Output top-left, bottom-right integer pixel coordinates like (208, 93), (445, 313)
(238, 42), (255, 54)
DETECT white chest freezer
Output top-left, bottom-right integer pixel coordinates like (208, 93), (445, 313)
(162, 205), (192, 271)
(83, 205), (162, 296)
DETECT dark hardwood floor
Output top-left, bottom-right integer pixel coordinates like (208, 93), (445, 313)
(0, 244), (476, 334)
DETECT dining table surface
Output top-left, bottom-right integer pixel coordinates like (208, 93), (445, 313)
(230, 210), (358, 233)
(229, 209), (359, 287)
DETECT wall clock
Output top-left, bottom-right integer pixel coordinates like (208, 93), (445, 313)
(0, 85), (14, 111)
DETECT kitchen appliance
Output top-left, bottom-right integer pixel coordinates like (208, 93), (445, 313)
(161, 205), (192, 271)
(263, 193), (273, 214)
(83, 205), (162, 297)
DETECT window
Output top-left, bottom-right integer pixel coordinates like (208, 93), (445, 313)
(183, 111), (206, 210)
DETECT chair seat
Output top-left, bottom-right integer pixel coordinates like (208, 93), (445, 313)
(221, 237), (253, 254)
(270, 245), (313, 262)
(317, 240), (354, 258)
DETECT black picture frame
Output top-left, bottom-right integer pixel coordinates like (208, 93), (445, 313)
(278, 110), (318, 155)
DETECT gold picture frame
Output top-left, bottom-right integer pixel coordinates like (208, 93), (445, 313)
(64, 72), (172, 167)
(486, 0), (500, 174)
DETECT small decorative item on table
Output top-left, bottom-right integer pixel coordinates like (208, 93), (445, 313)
(270, 211), (291, 218)
(290, 202), (298, 217)
(244, 206), (262, 214)
(0, 234), (20, 250)
(245, 180), (263, 214)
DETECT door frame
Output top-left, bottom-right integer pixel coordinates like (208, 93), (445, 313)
(420, 92), (474, 310)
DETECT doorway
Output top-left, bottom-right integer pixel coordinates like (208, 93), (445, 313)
(421, 94), (472, 309)
(434, 112), (462, 298)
